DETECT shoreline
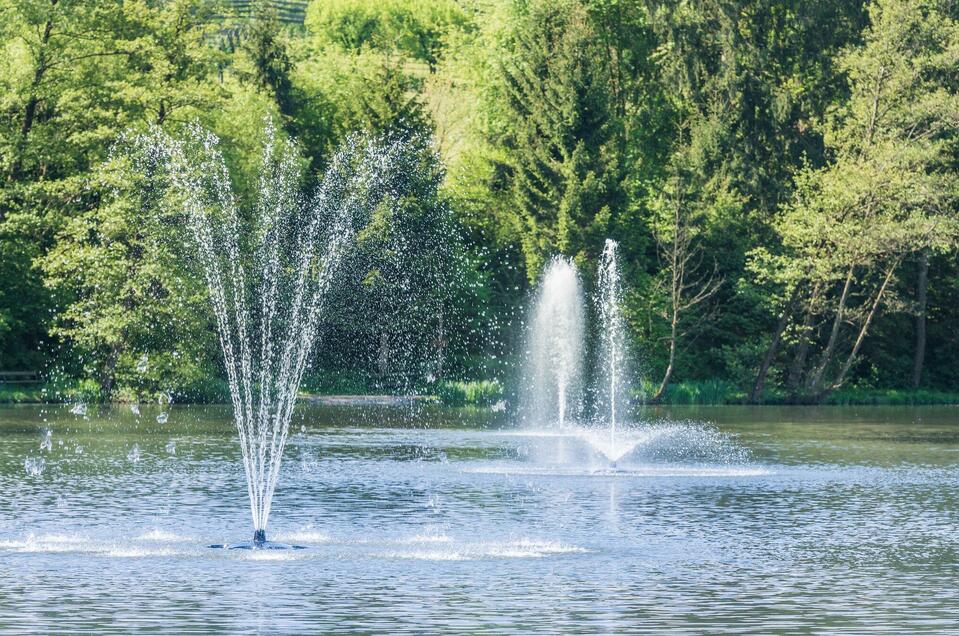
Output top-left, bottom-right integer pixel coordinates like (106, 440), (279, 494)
(1, 390), (957, 408)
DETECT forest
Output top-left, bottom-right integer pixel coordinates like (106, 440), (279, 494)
(1, 0), (957, 405)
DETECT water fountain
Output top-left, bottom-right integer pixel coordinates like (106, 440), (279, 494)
(519, 244), (644, 468)
(136, 122), (420, 548)
(521, 257), (585, 429)
(592, 239), (631, 463)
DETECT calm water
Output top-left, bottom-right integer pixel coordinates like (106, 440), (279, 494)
(1, 403), (958, 634)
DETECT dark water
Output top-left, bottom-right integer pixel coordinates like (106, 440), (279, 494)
(1, 403), (958, 634)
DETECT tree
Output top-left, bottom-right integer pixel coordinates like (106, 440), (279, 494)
(240, 3), (295, 120)
(41, 157), (221, 400)
(749, 0), (959, 401)
(497, 0), (625, 280)
(7, 0), (248, 397)
(316, 131), (479, 389)
(304, 0), (469, 71)
(0, 0), (222, 374)
(648, 0), (869, 390)
(648, 145), (725, 402)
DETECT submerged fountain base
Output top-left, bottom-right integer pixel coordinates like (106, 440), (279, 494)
(209, 530), (306, 550)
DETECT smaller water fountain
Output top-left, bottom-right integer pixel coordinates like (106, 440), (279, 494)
(520, 242), (644, 469)
(512, 241), (754, 474)
(521, 257), (585, 429)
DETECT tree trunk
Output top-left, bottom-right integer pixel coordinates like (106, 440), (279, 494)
(749, 290), (798, 404)
(433, 309), (446, 381)
(8, 7), (56, 183)
(377, 331), (390, 379)
(99, 343), (121, 402)
(912, 251), (929, 389)
(652, 312), (678, 403)
(824, 262), (898, 397)
(786, 282), (820, 395)
(807, 267), (854, 393)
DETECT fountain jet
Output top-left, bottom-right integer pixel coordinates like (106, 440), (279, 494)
(519, 242), (639, 468)
(522, 257), (585, 428)
(595, 239), (629, 462)
(135, 122), (422, 547)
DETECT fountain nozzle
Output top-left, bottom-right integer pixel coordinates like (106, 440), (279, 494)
(253, 529), (266, 545)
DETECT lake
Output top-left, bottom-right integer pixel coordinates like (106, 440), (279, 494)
(1, 403), (957, 634)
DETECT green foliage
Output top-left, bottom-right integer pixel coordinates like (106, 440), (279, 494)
(435, 379), (503, 406)
(496, 0), (625, 279)
(40, 157), (222, 401)
(823, 388), (959, 406)
(300, 369), (377, 395)
(0, 0), (957, 405)
(0, 0), (223, 382)
(239, 3), (296, 119)
(320, 131), (486, 389)
(747, 0), (959, 400)
(304, 0), (469, 68)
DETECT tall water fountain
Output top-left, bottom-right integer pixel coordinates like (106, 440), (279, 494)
(136, 123), (418, 548)
(594, 239), (630, 461)
(522, 257), (585, 428)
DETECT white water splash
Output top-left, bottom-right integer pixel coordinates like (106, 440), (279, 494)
(522, 257), (585, 428)
(40, 430), (52, 452)
(24, 457), (45, 477)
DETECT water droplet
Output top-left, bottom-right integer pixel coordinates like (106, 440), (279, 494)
(70, 403), (87, 416)
(40, 430), (52, 452)
(156, 412), (169, 424)
(127, 444), (141, 463)
(24, 457), (45, 477)
(136, 353), (149, 374)
(130, 403), (141, 416)
(165, 440), (176, 455)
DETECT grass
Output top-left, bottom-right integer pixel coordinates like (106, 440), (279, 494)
(435, 379), (504, 406)
(640, 379), (742, 405)
(822, 388), (959, 406)
(3, 374), (956, 407)
(636, 380), (959, 406)
(0, 385), (47, 403)
(0, 378), (103, 404)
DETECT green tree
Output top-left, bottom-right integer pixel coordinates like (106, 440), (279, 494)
(0, 0), (222, 373)
(239, 3), (295, 120)
(41, 157), (222, 400)
(304, 0), (468, 71)
(496, 0), (625, 280)
(749, 0), (959, 401)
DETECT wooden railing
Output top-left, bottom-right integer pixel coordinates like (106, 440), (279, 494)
(0, 371), (40, 384)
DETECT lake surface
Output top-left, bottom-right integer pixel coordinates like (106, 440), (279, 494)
(1, 403), (958, 634)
